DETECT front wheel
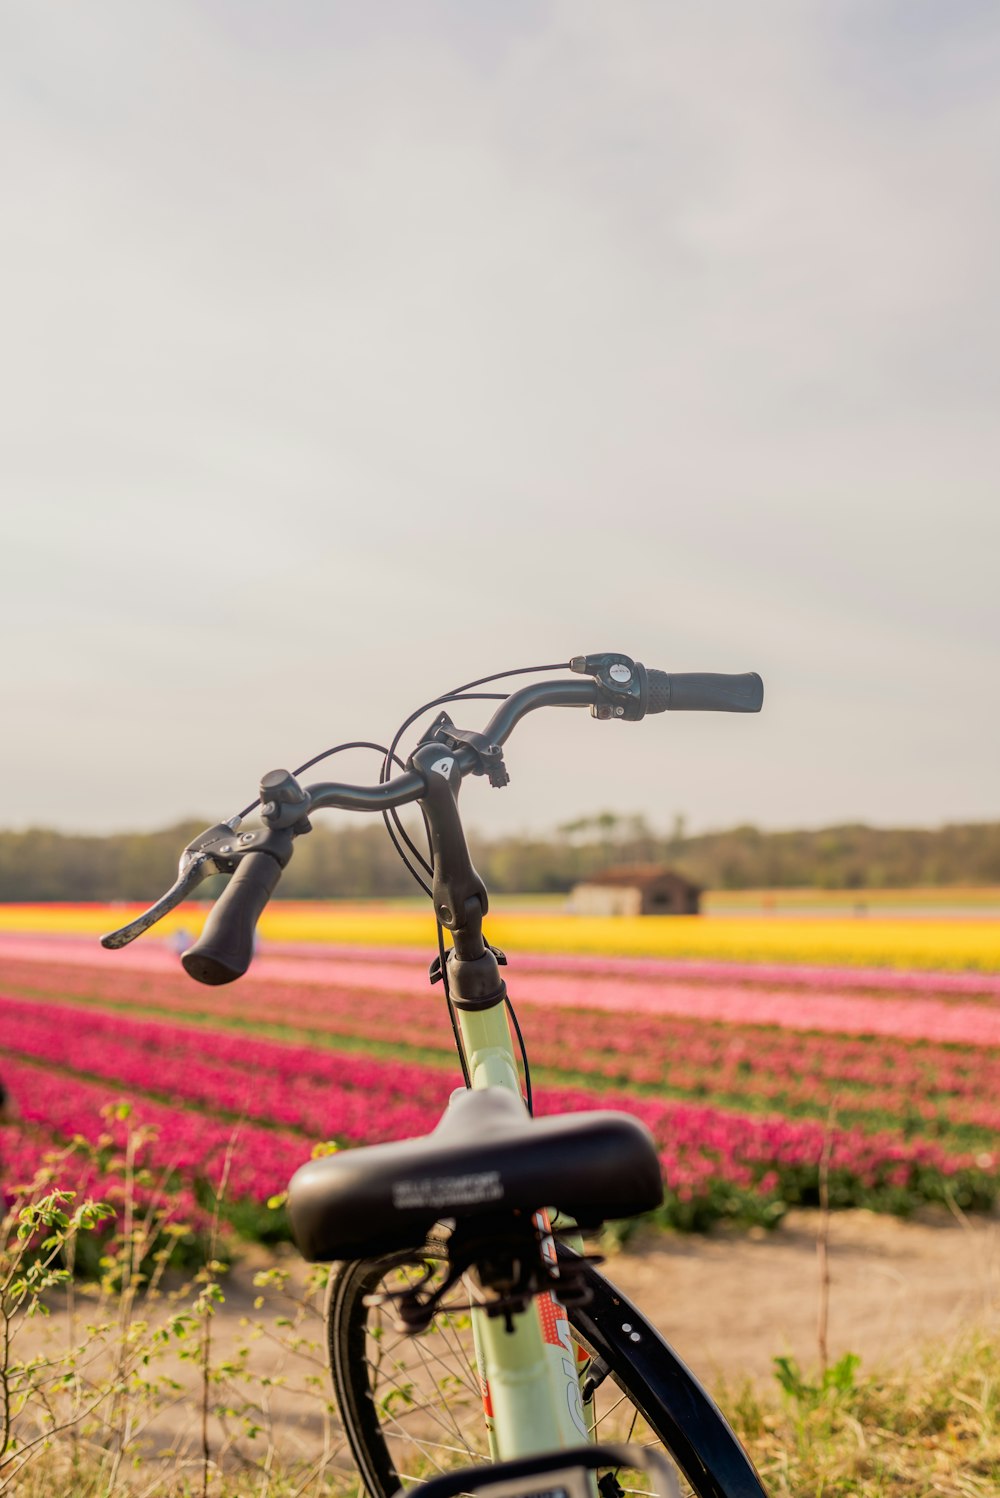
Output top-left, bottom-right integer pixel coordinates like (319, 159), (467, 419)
(327, 1241), (767, 1498)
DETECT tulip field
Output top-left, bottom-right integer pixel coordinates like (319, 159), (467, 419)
(1, 900), (999, 1243)
(4, 898), (1000, 968)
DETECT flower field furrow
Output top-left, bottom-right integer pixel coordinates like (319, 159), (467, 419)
(4, 928), (1000, 1234)
(7, 969), (1000, 1123)
(8, 961), (1000, 1149)
(3, 996), (457, 1145)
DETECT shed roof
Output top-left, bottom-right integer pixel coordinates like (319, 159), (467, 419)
(577, 864), (702, 893)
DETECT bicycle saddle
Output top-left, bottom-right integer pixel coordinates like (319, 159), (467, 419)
(287, 1086), (663, 1262)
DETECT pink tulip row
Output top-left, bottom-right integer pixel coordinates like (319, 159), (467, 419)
(1, 1114), (205, 1233)
(509, 1005), (1000, 1132)
(258, 940), (1000, 996)
(151, 951), (1000, 1043)
(5, 955), (1000, 1083)
(4, 1048), (977, 1219)
(9, 982), (995, 1139)
(6, 932), (1000, 996)
(4, 940), (999, 1232)
(5, 942), (1000, 1047)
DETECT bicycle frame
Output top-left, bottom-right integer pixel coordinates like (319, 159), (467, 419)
(454, 1000), (592, 1460)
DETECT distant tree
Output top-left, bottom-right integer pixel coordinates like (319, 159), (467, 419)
(1, 818), (999, 901)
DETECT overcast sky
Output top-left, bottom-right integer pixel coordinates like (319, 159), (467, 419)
(3, 1), (998, 842)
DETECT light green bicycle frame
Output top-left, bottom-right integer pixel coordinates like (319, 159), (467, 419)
(455, 1000), (592, 1461)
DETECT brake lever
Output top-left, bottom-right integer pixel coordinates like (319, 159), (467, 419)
(100, 819), (245, 949)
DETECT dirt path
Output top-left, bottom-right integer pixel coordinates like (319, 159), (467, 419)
(190, 1203), (1000, 1389)
(602, 1206), (1000, 1384)
(13, 1208), (999, 1470)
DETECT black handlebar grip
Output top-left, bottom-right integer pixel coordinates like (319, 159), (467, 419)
(182, 852), (284, 985)
(646, 670), (763, 714)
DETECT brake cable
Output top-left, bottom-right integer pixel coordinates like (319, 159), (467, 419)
(380, 692), (509, 895)
(505, 992), (533, 1116)
(378, 662), (568, 892)
(435, 917), (471, 1090)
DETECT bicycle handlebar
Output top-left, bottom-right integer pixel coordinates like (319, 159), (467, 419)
(102, 654), (763, 983)
(182, 833), (295, 985)
(646, 670), (763, 714)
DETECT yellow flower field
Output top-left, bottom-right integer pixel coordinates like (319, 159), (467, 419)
(1, 900), (998, 971)
(707, 885), (1000, 911)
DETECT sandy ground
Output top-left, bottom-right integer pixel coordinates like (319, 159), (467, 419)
(603, 1206), (1000, 1385)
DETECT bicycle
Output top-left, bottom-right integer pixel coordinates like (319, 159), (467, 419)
(103, 652), (767, 1498)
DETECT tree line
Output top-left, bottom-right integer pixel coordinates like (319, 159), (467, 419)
(1, 813), (999, 901)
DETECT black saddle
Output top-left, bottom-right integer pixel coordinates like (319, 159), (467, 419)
(287, 1087), (663, 1262)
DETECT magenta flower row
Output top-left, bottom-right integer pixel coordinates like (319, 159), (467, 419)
(3, 994), (987, 1218)
(7, 975), (1000, 1117)
(5, 959), (999, 1132)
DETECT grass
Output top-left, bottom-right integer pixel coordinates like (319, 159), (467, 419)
(726, 1331), (1000, 1496)
(0, 1458), (342, 1495)
(7, 1328), (998, 1496)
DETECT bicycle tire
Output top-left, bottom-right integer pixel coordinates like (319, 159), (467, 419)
(327, 1240), (767, 1498)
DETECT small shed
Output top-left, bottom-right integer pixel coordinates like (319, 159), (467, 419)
(568, 864), (702, 917)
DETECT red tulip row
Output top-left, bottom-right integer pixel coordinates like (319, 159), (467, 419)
(0, 1053), (307, 1229)
(3, 993), (456, 1144)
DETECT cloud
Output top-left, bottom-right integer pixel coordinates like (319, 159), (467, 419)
(2, 2), (998, 833)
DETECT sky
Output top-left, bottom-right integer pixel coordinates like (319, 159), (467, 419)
(3, 1), (999, 842)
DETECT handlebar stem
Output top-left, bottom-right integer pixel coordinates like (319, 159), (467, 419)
(408, 742), (488, 959)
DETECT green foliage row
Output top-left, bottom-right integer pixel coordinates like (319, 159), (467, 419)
(649, 1161), (998, 1236)
(3, 814), (1000, 900)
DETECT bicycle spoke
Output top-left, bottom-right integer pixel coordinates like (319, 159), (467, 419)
(362, 1354), (480, 1457)
(355, 1275), (490, 1483)
(591, 1388), (633, 1427)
